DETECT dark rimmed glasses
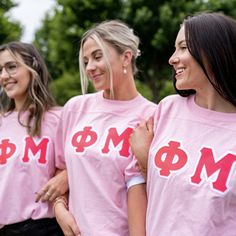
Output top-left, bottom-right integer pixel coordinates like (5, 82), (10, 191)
(0, 61), (18, 77)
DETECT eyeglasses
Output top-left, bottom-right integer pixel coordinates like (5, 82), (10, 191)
(0, 61), (18, 77)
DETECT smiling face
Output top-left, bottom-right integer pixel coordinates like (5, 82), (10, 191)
(168, 26), (212, 94)
(0, 50), (31, 110)
(82, 37), (124, 98)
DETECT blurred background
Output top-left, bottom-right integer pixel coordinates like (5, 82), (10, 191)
(1, 0), (236, 105)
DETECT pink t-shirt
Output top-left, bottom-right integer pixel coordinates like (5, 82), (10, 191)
(147, 95), (236, 236)
(56, 91), (156, 236)
(0, 108), (61, 228)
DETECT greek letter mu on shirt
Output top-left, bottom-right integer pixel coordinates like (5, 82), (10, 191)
(0, 108), (61, 228)
(147, 95), (236, 236)
(55, 91), (157, 236)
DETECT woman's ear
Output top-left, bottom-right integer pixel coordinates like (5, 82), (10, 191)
(122, 49), (133, 67)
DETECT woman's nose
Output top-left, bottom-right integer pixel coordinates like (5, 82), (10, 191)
(169, 53), (180, 65)
(0, 67), (10, 80)
(86, 60), (96, 72)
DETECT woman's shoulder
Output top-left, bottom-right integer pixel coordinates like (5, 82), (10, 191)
(161, 94), (183, 102)
(160, 93), (193, 105)
(43, 107), (62, 124)
(157, 94), (191, 115)
(63, 92), (99, 111)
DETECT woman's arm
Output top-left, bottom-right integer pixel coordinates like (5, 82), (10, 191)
(130, 117), (154, 180)
(54, 196), (81, 236)
(128, 183), (147, 236)
(35, 169), (69, 202)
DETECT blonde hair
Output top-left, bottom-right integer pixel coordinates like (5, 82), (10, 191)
(79, 20), (140, 95)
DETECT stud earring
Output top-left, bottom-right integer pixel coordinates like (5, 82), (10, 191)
(123, 68), (127, 74)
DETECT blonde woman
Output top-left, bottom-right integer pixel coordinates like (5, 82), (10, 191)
(54, 20), (157, 236)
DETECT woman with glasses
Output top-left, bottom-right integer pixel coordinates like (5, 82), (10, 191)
(0, 41), (68, 236)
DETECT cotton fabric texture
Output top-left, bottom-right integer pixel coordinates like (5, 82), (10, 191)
(0, 108), (61, 228)
(147, 95), (236, 236)
(56, 91), (156, 236)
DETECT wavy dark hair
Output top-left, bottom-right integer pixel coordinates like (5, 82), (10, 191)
(173, 12), (236, 106)
(0, 42), (56, 136)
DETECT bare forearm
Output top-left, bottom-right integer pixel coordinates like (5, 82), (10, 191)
(128, 184), (147, 236)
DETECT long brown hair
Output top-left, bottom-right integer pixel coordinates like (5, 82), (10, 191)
(0, 42), (56, 136)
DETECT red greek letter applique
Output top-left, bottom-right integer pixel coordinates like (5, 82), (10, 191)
(102, 127), (133, 158)
(191, 147), (236, 192)
(71, 126), (98, 152)
(22, 137), (49, 164)
(0, 139), (16, 164)
(154, 141), (188, 176)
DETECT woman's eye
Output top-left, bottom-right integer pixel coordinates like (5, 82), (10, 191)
(8, 64), (17, 70)
(95, 56), (101, 60)
(95, 53), (102, 60)
(180, 45), (187, 50)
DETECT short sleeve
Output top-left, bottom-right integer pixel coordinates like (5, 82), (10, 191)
(54, 109), (66, 169)
(125, 155), (145, 189)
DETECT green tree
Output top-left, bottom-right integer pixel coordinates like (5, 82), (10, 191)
(34, 0), (236, 105)
(0, 0), (22, 43)
(34, 0), (126, 104)
(121, 0), (236, 102)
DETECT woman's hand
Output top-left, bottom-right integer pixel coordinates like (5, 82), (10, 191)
(130, 117), (154, 177)
(55, 203), (81, 236)
(35, 169), (68, 202)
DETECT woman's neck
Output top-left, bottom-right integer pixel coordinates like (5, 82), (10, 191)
(195, 92), (236, 113)
(103, 77), (138, 101)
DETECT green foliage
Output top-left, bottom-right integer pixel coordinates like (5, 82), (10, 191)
(135, 79), (153, 101)
(50, 70), (81, 105)
(0, 0), (16, 11)
(34, 0), (125, 80)
(34, 0), (236, 105)
(0, 0), (22, 43)
(159, 80), (176, 101)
